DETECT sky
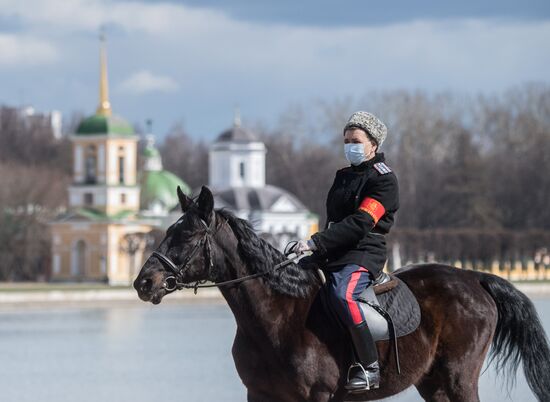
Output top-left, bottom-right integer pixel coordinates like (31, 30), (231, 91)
(0, 0), (549, 140)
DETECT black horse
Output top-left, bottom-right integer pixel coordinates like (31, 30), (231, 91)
(134, 186), (550, 402)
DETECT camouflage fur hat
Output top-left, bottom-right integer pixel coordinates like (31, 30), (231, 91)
(343, 111), (387, 147)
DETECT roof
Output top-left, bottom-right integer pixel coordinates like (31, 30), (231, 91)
(53, 208), (136, 222)
(75, 113), (134, 136)
(209, 185), (308, 212)
(216, 125), (258, 143)
(141, 170), (191, 212)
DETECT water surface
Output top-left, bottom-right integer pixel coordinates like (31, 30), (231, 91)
(0, 298), (548, 401)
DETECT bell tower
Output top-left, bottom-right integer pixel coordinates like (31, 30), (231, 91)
(50, 33), (154, 286)
(68, 33), (140, 216)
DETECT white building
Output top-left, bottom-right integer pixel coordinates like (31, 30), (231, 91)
(204, 114), (318, 250)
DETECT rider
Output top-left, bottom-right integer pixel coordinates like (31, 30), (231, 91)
(295, 111), (399, 392)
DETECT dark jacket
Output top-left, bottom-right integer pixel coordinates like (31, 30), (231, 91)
(310, 152), (399, 276)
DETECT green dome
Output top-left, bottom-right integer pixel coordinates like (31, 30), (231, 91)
(76, 113), (134, 136)
(141, 170), (191, 213)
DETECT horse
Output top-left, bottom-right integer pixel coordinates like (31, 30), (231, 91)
(134, 186), (550, 402)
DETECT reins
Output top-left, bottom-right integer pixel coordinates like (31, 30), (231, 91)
(158, 252), (303, 294)
(152, 218), (306, 294)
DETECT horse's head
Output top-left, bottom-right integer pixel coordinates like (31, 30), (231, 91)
(134, 185), (217, 304)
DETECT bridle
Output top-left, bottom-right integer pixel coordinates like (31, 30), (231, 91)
(152, 217), (217, 293)
(151, 216), (304, 294)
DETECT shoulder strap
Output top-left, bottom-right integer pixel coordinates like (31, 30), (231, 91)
(373, 162), (392, 175)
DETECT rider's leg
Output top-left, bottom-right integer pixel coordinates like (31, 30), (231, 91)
(328, 264), (380, 391)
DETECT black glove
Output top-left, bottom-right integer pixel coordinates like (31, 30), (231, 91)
(297, 255), (323, 271)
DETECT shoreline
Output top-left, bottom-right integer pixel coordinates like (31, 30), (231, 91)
(0, 286), (224, 311)
(0, 282), (549, 311)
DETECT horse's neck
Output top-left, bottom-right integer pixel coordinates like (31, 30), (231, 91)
(216, 235), (315, 346)
(220, 279), (312, 344)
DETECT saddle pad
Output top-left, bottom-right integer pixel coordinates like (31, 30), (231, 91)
(358, 276), (421, 341)
(373, 276), (398, 294)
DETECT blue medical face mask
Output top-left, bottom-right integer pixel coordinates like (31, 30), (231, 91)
(344, 143), (367, 166)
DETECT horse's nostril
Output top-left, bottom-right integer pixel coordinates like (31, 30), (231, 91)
(140, 278), (153, 294)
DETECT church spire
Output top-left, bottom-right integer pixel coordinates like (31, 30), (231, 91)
(96, 31), (112, 116)
(233, 106), (241, 127)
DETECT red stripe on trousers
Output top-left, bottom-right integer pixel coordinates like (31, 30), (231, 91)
(345, 267), (369, 325)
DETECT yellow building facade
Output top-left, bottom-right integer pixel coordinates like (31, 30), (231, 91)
(50, 37), (154, 285)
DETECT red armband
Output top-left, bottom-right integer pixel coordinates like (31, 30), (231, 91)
(358, 197), (385, 224)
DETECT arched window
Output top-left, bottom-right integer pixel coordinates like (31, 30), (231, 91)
(85, 145), (97, 183)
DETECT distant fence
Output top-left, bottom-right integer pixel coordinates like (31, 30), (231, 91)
(386, 229), (550, 281)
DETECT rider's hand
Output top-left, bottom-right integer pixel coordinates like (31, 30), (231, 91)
(293, 239), (317, 254)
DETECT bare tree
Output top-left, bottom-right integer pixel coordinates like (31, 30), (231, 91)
(2, 84), (549, 280)
(159, 123), (208, 190)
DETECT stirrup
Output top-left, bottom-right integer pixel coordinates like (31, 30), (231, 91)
(345, 362), (376, 392)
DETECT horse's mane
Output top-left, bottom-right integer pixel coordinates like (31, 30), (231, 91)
(216, 208), (317, 298)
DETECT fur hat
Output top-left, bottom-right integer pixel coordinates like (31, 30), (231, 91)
(343, 111), (387, 147)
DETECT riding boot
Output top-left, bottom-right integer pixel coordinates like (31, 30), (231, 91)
(345, 321), (380, 392)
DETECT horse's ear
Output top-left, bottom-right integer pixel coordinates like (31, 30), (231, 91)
(197, 185), (214, 223)
(177, 186), (193, 212)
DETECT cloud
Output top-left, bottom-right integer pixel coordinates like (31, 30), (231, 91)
(0, 34), (57, 67)
(0, 1), (548, 92)
(0, 0), (548, 136)
(118, 70), (179, 94)
(0, 0), (227, 35)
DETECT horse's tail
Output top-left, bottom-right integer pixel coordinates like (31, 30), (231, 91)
(479, 273), (550, 402)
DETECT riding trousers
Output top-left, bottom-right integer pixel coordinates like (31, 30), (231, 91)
(327, 263), (374, 327)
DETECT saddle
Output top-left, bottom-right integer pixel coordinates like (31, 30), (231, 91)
(302, 255), (421, 343)
(361, 272), (421, 342)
